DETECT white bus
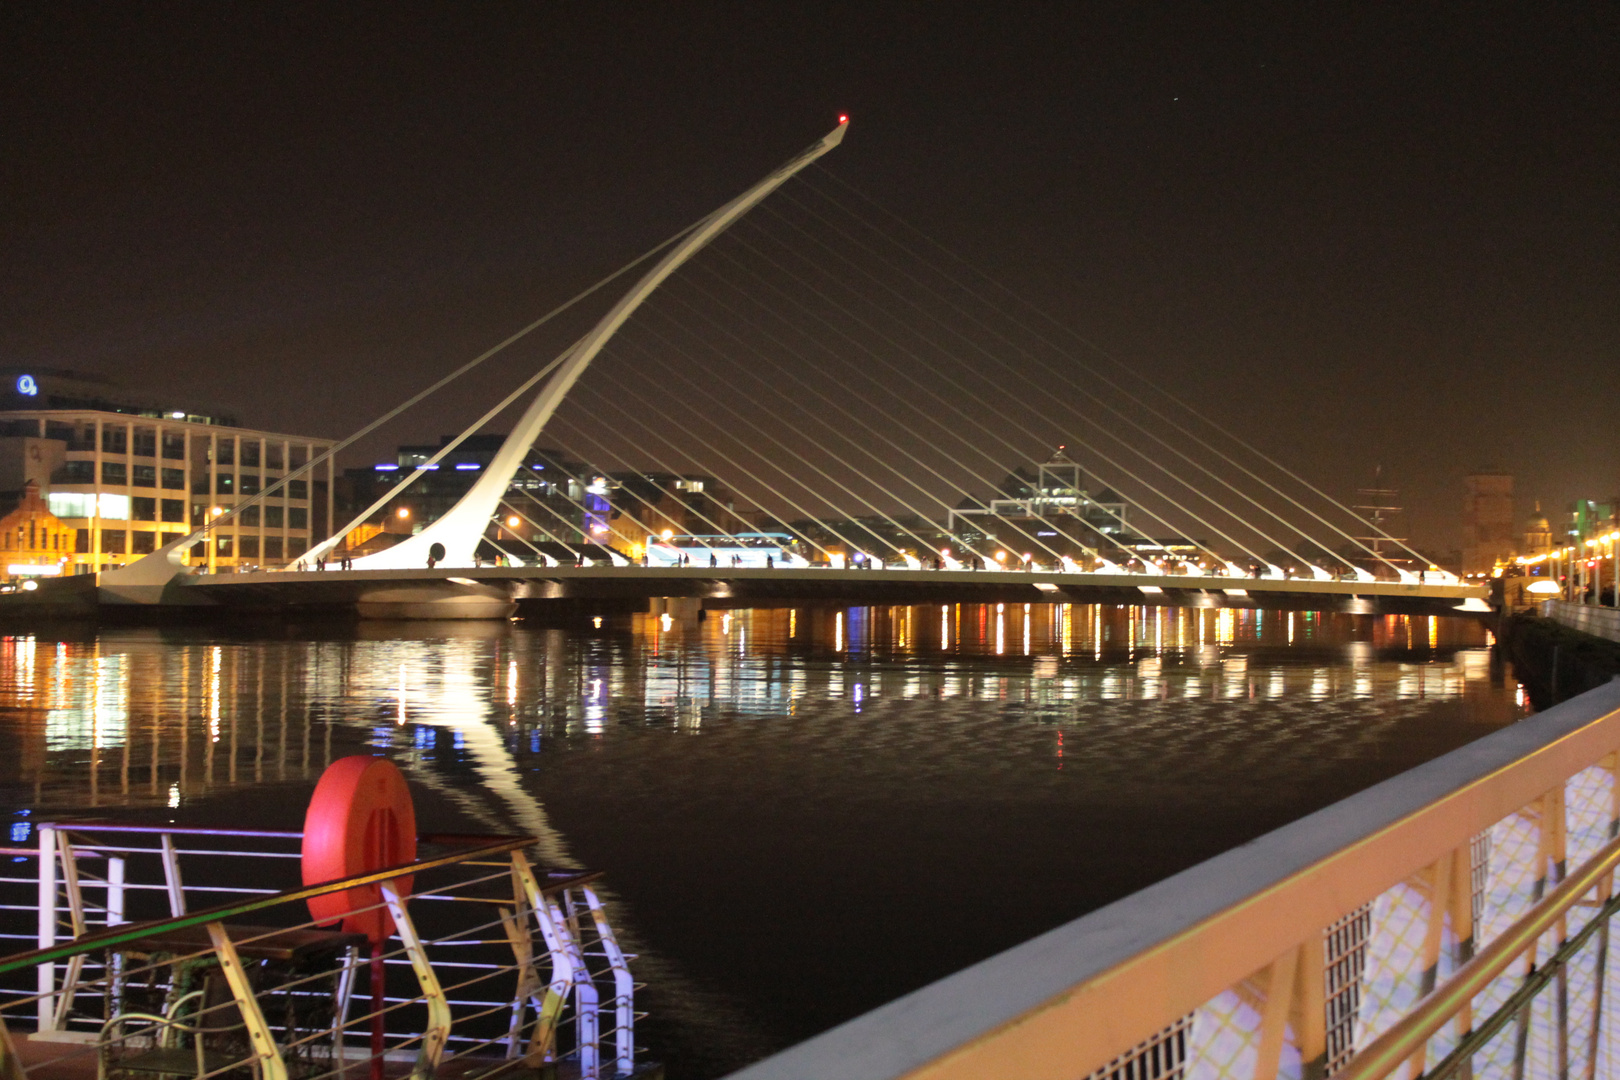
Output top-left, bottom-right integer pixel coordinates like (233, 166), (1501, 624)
(646, 532), (810, 569)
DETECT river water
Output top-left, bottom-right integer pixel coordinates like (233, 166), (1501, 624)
(0, 603), (1524, 1077)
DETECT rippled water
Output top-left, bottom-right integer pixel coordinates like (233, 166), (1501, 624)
(0, 604), (1524, 1077)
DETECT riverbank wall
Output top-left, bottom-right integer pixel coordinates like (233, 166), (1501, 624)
(1502, 610), (1620, 708)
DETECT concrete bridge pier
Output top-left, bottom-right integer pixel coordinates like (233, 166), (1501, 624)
(355, 580), (517, 620)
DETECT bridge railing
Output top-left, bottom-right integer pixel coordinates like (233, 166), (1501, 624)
(726, 678), (1620, 1080)
(1543, 599), (1620, 647)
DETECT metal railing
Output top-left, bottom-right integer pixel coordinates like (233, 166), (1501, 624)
(1544, 599), (1620, 647)
(0, 824), (645, 1080)
(726, 678), (1620, 1080)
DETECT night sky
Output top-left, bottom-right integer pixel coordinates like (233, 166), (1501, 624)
(3, 4), (1616, 551)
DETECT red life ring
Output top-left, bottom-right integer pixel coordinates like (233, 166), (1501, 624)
(302, 756), (417, 943)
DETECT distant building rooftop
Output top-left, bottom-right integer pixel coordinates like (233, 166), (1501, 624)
(0, 367), (239, 426)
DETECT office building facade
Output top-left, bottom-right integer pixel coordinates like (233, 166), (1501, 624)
(0, 368), (334, 574)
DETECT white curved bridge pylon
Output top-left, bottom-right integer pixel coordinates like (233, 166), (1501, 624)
(304, 119), (849, 572)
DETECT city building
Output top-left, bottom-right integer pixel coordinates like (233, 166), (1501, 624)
(339, 435), (597, 556)
(339, 434), (761, 561)
(1523, 502), (1553, 559)
(1570, 498), (1618, 543)
(0, 368), (335, 573)
(0, 481), (75, 578)
(949, 448), (1141, 563)
(1461, 471), (1515, 576)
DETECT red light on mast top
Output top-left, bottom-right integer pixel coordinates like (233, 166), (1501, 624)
(839, 114), (849, 123)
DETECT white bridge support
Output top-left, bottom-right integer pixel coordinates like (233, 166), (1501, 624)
(319, 119), (849, 571)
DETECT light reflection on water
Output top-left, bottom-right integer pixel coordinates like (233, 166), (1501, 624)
(0, 604), (1523, 1078)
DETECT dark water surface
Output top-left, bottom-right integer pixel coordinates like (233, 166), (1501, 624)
(0, 604), (1524, 1077)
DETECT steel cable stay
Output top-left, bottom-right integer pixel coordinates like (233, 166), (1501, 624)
(802, 166), (1433, 579)
(549, 379), (847, 566)
(507, 446), (736, 565)
(495, 483), (648, 567)
(299, 344), (579, 568)
(105, 215), (703, 581)
(664, 275), (1159, 579)
(609, 299), (1036, 566)
(541, 398), (836, 564)
(535, 368), (842, 564)
(639, 280), (1111, 571)
(638, 275), (1121, 569)
(500, 469), (615, 565)
(678, 235), (1247, 577)
(259, 119), (850, 574)
(752, 197), (1352, 580)
(681, 238), (1213, 574)
(485, 500), (558, 565)
(491, 482), (591, 564)
(730, 204), (1321, 577)
(600, 325), (997, 568)
(503, 474), (594, 562)
(567, 334), (943, 566)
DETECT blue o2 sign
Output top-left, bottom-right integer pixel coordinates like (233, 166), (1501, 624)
(16, 375), (37, 397)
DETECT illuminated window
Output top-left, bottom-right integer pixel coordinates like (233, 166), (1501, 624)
(49, 493), (92, 519)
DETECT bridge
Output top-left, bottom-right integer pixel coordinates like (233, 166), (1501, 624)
(25, 116), (1482, 620)
(113, 564), (1475, 621)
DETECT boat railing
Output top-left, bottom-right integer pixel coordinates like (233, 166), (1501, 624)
(0, 826), (644, 1079)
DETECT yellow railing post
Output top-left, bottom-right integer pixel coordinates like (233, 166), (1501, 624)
(380, 882), (450, 1076)
(206, 922), (289, 1080)
(1255, 948), (1300, 1080)
(1298, 936), (1328, 1080)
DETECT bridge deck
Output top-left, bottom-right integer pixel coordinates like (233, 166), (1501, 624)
(176, 565), (1487, 616)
